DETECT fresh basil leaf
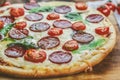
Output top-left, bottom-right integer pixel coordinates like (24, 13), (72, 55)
(29, 6), (53, 13)
(72, 38), (106, 54)
(2, 37), (15, 42)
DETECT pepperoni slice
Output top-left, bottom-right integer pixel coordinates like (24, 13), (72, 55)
(86, 14), (104, 23)
(54, 5), (71, 14)
(53, 20), (72, 29)
(5, 44), (26, 58)
(29, 22), (50, 32)
(48, 51), (72, 64)
(72, 32), (94, 43)
(25, 13), (43, 21)
(37, 36), (60, 49)
(0, 16), (14, 25)
(8, 28), (29, 39)
(24, 3), (40, 10)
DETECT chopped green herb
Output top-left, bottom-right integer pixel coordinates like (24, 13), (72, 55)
(72, 38), (106, 54)
(29, 6), (53, 13)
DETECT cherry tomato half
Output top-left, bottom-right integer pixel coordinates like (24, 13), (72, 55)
(97, 5), (110, 17)
(47, 13), (60, 20)
(14, 21), (27, 30)
(24, 49), (46, 63)
(63, 40), (78, 51)
(95, 27), (109, 35)
(10, 8), (24, 17)
(106, 2), (116, 12)
(75, 2), (88, 10)
(48, 28), (63, 36)
(72, 22), (86, 31)
(0, 21), (4, 30)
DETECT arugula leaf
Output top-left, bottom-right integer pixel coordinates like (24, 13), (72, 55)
(72, 38), (106, 54)
(0, 24), (14, 36)
(29, 6), (53, 13)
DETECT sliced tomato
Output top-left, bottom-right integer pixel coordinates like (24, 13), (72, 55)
(1, 1), (11, 6)
(14, 21), (27, 30)
(97, 5), (110, 17)
(10, 8), (24, 17)
(72, 22), (86, 31)
(48, 28), (63, 36)
(75, 2), (88, 10)
(117, 3), (120, 14)
(47, 13), (60, 20)
(63, 40), (78, 51)
(95, 27), (109, 35)
(0, 21), (4, 30)
(24, 49), (46, 63)
(106, 2), (116, 12)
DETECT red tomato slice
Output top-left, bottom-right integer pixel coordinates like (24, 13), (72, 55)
(95, 27), (109, 35)
(97, 5), (111, 17)
(117, 3), (120, 14)
(63, 40), (78, 51)
(24, 49), (46, 63)
(14, 21), (27, 30)
(48, 28), (63, 36)
(72, 22), (86, 31)
(75, 2), (88, 10)
(47, 13), (60, 20)
(106, 2), (116, 12)
(10, 8), (24, 17)
(0, 21), (4, 30)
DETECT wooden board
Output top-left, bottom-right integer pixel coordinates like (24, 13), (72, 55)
(0, 1), (120, 80)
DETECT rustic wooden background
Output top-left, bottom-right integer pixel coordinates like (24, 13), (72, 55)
(0, 0), (120, 80)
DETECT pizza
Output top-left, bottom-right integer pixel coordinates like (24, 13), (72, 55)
(0, 1), (116, 78)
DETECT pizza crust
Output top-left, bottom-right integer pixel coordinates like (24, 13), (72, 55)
(0, 1), (116, 78)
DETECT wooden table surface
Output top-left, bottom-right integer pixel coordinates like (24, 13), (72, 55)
(0, 0), (120, 80)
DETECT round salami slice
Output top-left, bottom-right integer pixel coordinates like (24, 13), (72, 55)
(48, 51), (72, 64)
(54, 5), (71, 14)
(29, 22), (50, 32)
(25, 13), (43, 21)
(86, 14), (104, 23)
(37, 36), (60, 49)
(24, 3), (40, 10)
(53, 20), (72, 29)
(72, 32), (94, 43)
(0, 16), (14, 25)
(5, 44), (26, 58)
(8, 28), (29, 39)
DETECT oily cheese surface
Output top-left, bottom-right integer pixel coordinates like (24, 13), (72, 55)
(0, 1), (116, 78)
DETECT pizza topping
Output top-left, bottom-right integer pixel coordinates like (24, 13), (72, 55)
(24, 49), (46, 63)
(72, 32), (94, 43)
(29, 22), (50, 32)
(72, 22), (86, 31)
(0, 16), (14, 25)
(25, 13), (43, 21)
(86, 14), (104, 23)
(54, 5), (71, 14)
(24, 2), (40, 10)
(75, 2), (88, 10)
(95, 27), (109, 35)
(63, 40), (78, 51)
(29, 6), (53, 13)
(53, 20), (72, 29)
(10, 8), (24, 17)
(5, 44), (26, 58)
(0, 34), (4, 41)
(9, 28), (29, 39)
(14, 21), (27, 30)
(0, 21), (4, 30)
(48, 28), (63, 36)
(97, 5), (110, 17)
(117, 3), (120, 14)
(106, 2), (116, 12)
(47, 13), (60, 20)
(37, 36), (60, 49)
(49, 51), (72, 64)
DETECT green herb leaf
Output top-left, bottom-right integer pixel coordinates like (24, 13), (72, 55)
(72, 38), (106, 54)
(2, 37), (15, 42)
(29, 6), (53, 13)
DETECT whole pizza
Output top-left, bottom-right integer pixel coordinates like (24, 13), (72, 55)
(0, 1), (116, 78)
